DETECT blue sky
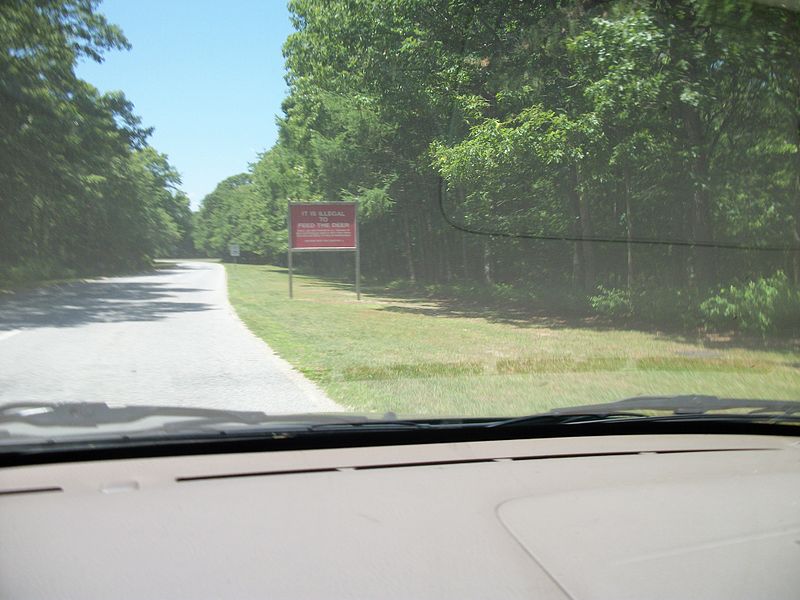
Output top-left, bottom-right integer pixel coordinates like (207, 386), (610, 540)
(77, 0), (293, 209)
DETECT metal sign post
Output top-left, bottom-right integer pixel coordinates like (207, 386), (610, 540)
(287, 209), (294, 298)
(228, 243), (240, 264)
(355, 202), (361, 301)
(288, 201), (359, 300)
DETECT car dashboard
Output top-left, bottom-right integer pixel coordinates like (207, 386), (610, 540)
(2, 433), (799, 599)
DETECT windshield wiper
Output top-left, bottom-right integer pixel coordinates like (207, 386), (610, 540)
(0, 402), (271, 428)
(2, 397), (798, 450)
(488, 395), (800, 428)
(0, 402), (376, 439)
(550, 395), (800, 416)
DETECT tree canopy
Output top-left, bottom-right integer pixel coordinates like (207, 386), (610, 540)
(197, 0), (799, 329)
(1, 0), (192, 282)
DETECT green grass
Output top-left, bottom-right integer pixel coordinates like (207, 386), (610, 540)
(226, 264), (800, 416)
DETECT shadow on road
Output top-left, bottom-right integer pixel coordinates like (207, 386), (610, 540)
(0, 269), (215, 329)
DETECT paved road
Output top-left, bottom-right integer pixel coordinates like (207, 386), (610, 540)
(0, 262), (340, 413)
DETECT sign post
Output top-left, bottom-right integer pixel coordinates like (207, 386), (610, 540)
(228, 243), (240, 264)
(287, 209), (293, 298)
(355, 201), (361, 300)
(288, 201), (359, 300)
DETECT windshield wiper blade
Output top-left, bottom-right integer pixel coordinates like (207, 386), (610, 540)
(487, 395), (800, 429)
(0, 402), (272, 428)
(485, 411), (651, 428)
(0, 402), (369, 431)
(548, 395), (800, 416)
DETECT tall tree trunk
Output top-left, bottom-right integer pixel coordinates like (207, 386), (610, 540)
(792, 145), (800, 284)
(423, 199), (435, 282)
(565, 182), (583, 289)
(483, 238), (493, 285)
(683, 105), (715, 288)
(572, 242), (581, 289)
(443, 229), (453, 282)
(578, 192), (595, 292)
(402, 202), (416, 283)
(792, 89), (800, 284)
(782, 15), (800, 284)
(461, 232), (469, 280)
(624, 166), (634, 290)
(567, 166), (595, 291)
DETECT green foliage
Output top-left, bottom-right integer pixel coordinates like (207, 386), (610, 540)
(0, 258), (76, 287)
(0, 0), (191, 281)
(700, 272), (800, 336)
(197, 0), (799, 337)
(341, 180), (395, 219)
(589, 286), (633, 319)
(193, 171), (287, 262)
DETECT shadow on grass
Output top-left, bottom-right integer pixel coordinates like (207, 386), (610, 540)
(250, 265), (800, 355)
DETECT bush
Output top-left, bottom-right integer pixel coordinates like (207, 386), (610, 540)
(633, 285), (702, 329)
(700, 271), (800, 336)
(589, 285), (633, 319)
(0, 259), (76, 287)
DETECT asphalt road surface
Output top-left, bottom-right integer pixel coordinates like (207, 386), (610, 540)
(0, 262), (340, 413)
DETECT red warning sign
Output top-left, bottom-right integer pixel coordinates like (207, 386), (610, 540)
(290, 202), (357, 249)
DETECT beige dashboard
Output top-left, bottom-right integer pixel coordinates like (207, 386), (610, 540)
(2, 433), (799, 599)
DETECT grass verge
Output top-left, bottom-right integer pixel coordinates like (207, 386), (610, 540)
(226, 264), (800, 416)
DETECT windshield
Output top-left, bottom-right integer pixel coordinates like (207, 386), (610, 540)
(1, 0), (799, 441)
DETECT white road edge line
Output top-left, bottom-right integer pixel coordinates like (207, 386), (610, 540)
(0, 330), (21, 342)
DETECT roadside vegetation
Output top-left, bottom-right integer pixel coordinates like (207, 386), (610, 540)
(227, 264), (800, 415)
(0, 1), (193, 287)
(196, 0), (800, 338)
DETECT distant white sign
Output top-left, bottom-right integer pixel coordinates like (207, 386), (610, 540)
(228, 243), (240, 257)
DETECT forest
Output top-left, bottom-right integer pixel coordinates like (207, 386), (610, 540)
(0, 0), (193, 284)
(4, 0), (797, 335)
(194, 0), (800, 334)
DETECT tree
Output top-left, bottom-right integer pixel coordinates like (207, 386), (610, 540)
(0, 0), (188, 280)
(197, 0), (799, 327)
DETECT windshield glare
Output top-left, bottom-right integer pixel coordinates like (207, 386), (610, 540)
(0, 0), (798, 439)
